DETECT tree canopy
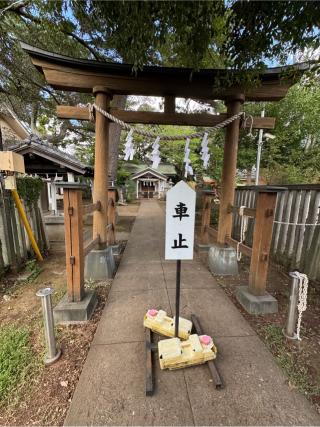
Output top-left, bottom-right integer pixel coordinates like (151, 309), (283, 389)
(0, 0), (319, 183)
(1, 0), (319, 118)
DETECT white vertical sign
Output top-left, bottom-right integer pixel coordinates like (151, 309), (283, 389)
(165, 180), (196, 260)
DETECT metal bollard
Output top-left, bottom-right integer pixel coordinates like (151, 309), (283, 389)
(283, 271), (299, 340)
(36, 287), (61, 365)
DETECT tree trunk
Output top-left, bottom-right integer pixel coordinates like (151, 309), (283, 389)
(30, 103), (41, 136)
(109, 95), (127, 183)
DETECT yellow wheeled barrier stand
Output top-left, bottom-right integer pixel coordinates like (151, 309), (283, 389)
(158, 334), (217, 370)
(144, 313), (224, 395)
(143, 309), (192, 340)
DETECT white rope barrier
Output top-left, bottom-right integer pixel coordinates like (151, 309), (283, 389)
(273, 220), (320, 226)
(295, 272), (309, 340)
(236, 206), (249, 261)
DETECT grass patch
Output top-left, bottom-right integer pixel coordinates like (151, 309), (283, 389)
(23, 259), (42, 282)
(51, 287), (66, 306)
(264, 325), (320, 397)
(0, 326), (40, 406)
(5, 259), (43, 296)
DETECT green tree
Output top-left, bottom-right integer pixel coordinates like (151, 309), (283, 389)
(236, 77), (320, 184)
(265, 81), (320, 183)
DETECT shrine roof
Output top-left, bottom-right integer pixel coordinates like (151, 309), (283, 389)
(125, 163), (176, 177)
(131, 167), (170, 181)
(0, 110), (30, 141)
(10, 138), (92, 176)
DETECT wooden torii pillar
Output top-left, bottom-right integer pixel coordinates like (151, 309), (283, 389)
(217, 95), (244, 244)
(92, 86), (112, 248)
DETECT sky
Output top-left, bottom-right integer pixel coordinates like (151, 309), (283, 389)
(128, 96), (216, 114)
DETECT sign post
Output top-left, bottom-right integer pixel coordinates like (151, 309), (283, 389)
(175, 259), (181, 337)
(165, 181), (196, 337)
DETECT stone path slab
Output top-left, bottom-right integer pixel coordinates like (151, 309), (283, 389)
(65, 199), (320, 426)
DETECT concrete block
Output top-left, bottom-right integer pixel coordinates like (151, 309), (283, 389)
(195, 241), (212, 253)
(44, 215), (64, 224)
(236, 285), (278, 315)
(208, 243), (238, 275)
(84, 247), (115, 281)
(111, 244), (121, 256)
(44, 215), (65, 242)
(53, 290), (97, 324)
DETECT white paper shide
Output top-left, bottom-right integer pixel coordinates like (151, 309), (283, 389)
(165, 181), (196, 260)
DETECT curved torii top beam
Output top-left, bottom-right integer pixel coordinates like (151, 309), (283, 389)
(21, 42), (310, 101)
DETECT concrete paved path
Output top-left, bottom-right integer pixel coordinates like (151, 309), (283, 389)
(65, 200), (320, 426)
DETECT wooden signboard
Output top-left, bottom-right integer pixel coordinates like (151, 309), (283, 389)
(165, 180), (196, 260)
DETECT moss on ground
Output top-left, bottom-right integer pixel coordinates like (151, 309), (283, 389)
(264, 325), (320, 398)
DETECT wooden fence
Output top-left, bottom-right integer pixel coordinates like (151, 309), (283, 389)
(0, 187), (48, 273)
(232, 185), (320, 281)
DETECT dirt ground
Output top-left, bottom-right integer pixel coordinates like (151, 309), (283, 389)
(207, 255), (320, 414)
(0, 203), (139, 426)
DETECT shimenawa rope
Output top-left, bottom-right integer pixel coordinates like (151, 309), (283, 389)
(88, 103), (245, 141)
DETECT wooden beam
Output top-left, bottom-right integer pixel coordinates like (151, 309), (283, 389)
(191, 314), (223, 389)
(63, 187), (84, 303)
(228, 204), (256, 218)
(56, 105), (276, 129)
(208, 227), (218, 241)
(225, 236), (253, 258)
(145, 328), (154, 396)
(248, 190), (278, 296)
(83, 201), (101, 215)
(41, 66), (290, 101)
(22, 44), (303, 102)
(164, 96), (175, 114)
(206, 226), (253, 258)
(107, 189), (116, 245)
(57, 106), (90, 121)
(200, 193), (215, 244)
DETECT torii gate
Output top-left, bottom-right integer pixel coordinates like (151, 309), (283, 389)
(22, 42), (307, 317)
